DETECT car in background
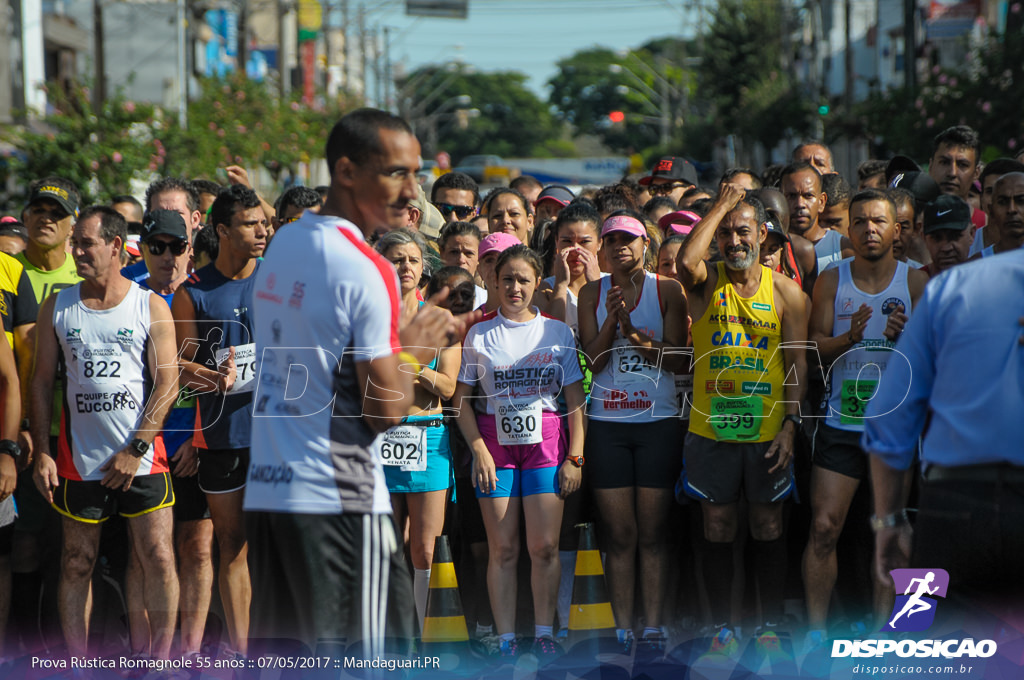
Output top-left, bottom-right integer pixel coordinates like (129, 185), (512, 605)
(454, 154), (510, 184)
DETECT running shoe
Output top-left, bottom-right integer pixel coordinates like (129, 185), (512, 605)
(479, 633), (502, 656)
(530, 636), (564, 660)
(700, 625), (739, 662)
(497, 637), (521, 657)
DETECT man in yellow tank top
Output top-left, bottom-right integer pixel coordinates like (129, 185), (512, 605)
(677, 184), (809, 657)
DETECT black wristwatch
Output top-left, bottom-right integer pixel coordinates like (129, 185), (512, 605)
(128, 438), (151, 458)
(0, 439), (20, 461)
(783, 414), (803, 429)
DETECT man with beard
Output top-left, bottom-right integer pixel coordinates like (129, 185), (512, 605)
(801, 189), (927, 649)
(677, 184), (809, 658)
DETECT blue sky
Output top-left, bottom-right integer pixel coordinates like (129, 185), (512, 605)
(371, 0), (698, 97)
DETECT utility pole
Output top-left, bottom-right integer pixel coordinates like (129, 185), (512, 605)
(238, 2), (248, 73)
(322, 0), (331, 91)
(383, 26), (392, 111)
(373, 26), (382, 107)
(341, 0), (349, 89)
(359, 4), (367, 102)
(844, 0), (854, 111)
(903, 0), (916, 94)
(177, 0), (187, 128)
(93, 0), (105, 114)
(278, 0), (288, 98)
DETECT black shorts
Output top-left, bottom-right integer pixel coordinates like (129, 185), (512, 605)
(585, 418), (683, 489)
(197, 447), (249, 494)
(811, 421), (867, 480)
(52, 472), (175, 523)
(247, 512), (413, 653)
(453, 476), (487, 544)
(0, 496), (14, 556)
(172, 472), (211, 522)
(680, 432), (793, 504)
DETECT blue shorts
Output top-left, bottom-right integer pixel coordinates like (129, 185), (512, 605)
(383, 416), (454, 494)
(476, 466), (560, 499)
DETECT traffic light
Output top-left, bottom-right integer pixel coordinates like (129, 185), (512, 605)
(608, 111), (625, 123)
(818, 104), (830, 115)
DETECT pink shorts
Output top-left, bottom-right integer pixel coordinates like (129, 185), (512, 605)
(476, 410), (567, 470)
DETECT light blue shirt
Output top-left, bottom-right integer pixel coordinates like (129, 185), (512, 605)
(862, 249), (1024, 470)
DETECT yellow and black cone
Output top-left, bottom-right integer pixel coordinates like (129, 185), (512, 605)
(421, 535), (470, 645)
(568, 522), (616, 643)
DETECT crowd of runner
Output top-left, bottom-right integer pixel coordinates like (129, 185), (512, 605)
(0, 110), (1021, 675)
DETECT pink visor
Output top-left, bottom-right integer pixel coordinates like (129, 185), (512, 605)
(478, 231), (521, 257)
(601, 215), (647, 239)
(658, 210), (701, 236)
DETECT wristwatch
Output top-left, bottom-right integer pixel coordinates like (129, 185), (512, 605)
(0, 439), (20, 461)
(783, 414), (803, 428)
(128, 438), (151, 458)
(567, 455), (585, 468)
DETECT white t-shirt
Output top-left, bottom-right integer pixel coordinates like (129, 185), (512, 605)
(246, 214), (397, 515)
(458, 308), (583, 415)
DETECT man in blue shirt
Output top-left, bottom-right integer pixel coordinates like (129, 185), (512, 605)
(863, 248), (1024, 625)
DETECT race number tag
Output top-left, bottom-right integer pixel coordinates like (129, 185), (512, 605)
(75, 344), (125, 384)
(379, 425), (428, 471)
(612, 338), (658, 387)
(214, 343), (257, 394)
(675, 373), (694, 420)
(709, 396), (763, 442)
(840, 379), (878, 424)
(495, 399), (542, 446)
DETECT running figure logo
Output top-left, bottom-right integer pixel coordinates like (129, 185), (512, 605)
(883, 568), (950, 632)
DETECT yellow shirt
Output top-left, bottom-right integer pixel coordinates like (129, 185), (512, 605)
(690, 263), (785, 443)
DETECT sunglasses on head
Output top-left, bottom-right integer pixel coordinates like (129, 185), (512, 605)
(146, 240), (188, 256)
(649, 182), (688, 196)
(434, 203), (476, 220)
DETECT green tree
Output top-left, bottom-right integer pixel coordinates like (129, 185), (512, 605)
(696, 0), (812, 153)
(164, 73), (352, 183)
(547, 41), (693, 154)
(856, 29), (1024, 160)
(397, 64), (562, 161)
(1, 82), (168, 205)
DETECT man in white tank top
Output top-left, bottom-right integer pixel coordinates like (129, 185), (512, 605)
(801, 190), (928, 649)
(30, 207), (180, 660)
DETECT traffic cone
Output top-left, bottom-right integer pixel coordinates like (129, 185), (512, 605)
(421, 535), (469, 644)
(568, 523), (616, 643)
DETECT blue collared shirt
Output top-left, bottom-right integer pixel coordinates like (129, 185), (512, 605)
(862, 249), (1024, 470)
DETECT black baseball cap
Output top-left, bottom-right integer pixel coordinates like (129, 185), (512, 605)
(27, 184), (79, 219)
(889, 171), (940, 210)
(639, 156), (699, 187)
(141, 209), (188, 243)
(922, 195), (972, 235)
(536, 185), (575, 207)
(885, 155), (922, 184)
(0, 217), (28, 241)
(765, 213), (790, 242)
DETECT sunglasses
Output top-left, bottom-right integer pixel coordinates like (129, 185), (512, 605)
(648, 182), (688, 196)
(434, 203), (476, 220)
(147, 240), (188, 256)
